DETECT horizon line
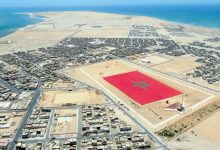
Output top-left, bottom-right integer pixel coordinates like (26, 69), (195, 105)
(1, 3), (220, 9)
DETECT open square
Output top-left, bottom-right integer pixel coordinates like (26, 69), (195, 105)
(64, 60), (214, 129)
(104, 71), (182, 105)
(39, 89), (105, 107)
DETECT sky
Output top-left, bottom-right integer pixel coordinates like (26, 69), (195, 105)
(0, 0), (220, 7)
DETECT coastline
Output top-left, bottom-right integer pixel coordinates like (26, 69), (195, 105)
(69, 10), (220, 31)
(32, 10), (220, 31)
(2, 10), (220, 38)
(1, 9), (220, 38)
(0, 11), (220, 54)
(0, 12), (44, 38)
(0, 9), (220, 150)
(18, 13), (47, 31)
(94, 10), (220, 32)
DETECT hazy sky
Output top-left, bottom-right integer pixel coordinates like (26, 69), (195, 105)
(0, 0), (220, 7)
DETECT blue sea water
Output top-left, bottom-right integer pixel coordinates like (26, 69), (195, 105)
(0, 5), (220, 37)
(0, 13), (43, 37)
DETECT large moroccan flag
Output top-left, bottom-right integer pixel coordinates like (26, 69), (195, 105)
(103, 71), (182, 105)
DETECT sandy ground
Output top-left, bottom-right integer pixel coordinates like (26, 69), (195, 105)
(0, 11), (220, 148)
(151, 55), (200, 75)
(149, 54), (220, 93)
(188, 75), (220, 94)
(169, 110), (220, 150)
(64, 59), (215, 130)
(51, 81), (76, 89)
(40, 88), (105, 107)
(43, 81), (77, 89)
(128, 53), (172, 67)
(113, 108), (143, 133)
(51, 109), (77, 136)
(0, 112), (23, 139)
(1, 11), (220, 54)
(0, 11), (130, 54)
(0, 102), (11, 109)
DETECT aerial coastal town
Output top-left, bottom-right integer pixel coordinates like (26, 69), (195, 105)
(0, 12), (220, 150)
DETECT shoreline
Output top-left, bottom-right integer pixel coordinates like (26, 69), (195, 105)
(18, 13), (47, 31)
(0, 12), (45, 38)
(60, 10), (220, 31)
(0, 11), (220, 54)
(1, 10), (220, 39)
(0, 10), (220, 150)
(27, 11), (220, 31)
(1, 4), (219, 29)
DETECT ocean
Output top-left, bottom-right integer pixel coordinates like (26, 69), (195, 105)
(0, 13), (43, 37)
(0, 5), (220, 37)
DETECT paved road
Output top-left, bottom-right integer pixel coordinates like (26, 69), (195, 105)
(0, 78), (21, 93)
(8, 83), (42, 150)
(101, 89), (170, 150)
(45, 103), (114, 110)
(124, 58), (220, 94)
(19, 136), (76, 143)
(45, 109), (55, 139)
(59, 71), (170, 150)
(8, 73), (170, 149)
(78, 67), (170, 150)
(76, 106), (82, 150)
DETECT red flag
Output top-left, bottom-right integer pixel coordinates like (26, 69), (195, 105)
(104, 71), (182, 105)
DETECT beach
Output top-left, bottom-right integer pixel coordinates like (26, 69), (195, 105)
(0, 11), (220, 54)
(0, 10), (220, 149)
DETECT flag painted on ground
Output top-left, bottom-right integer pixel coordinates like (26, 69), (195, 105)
(103, 71), (182, 105)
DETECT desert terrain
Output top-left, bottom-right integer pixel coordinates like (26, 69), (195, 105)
(1, 11), (220, 54)
(169, 109), (220, 150)
(40, 88), (106, 107)
(64, 59), (219, 131)
(0, 11), (220, 149)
